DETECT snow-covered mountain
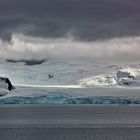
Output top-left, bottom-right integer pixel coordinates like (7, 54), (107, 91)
(79, 67), (140, 87)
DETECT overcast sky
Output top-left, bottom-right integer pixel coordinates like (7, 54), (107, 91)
(0, 0), (140, 40)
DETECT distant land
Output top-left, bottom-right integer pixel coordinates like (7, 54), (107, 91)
(6, 59), (46, 66)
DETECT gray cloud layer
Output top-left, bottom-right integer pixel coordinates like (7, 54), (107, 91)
(0, 0), (140, 40)
(0, 34), (140, 63)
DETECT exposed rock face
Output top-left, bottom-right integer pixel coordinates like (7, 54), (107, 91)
(6, 59), (46, 66)
(0, 77), (14, 91)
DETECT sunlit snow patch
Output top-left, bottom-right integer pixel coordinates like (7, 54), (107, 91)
(14, 84), (82, 88)
(79, 67), (140, 87)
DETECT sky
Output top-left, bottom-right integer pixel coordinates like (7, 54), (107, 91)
(0, 0), (140, 40)
(0, 0), (140, 62)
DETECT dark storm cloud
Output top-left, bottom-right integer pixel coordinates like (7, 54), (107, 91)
(0, 0), (140, 40)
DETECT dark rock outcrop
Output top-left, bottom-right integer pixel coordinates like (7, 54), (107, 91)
(0, 77), (14, 91)
(6, 59), (46, 66)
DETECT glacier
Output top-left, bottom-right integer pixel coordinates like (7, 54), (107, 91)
(1, 59), (140, 104)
